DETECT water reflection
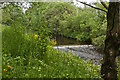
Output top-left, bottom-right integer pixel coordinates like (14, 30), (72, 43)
(55, 35), (91, 45)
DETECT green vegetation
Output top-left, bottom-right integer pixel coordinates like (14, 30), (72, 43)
(1, 2), (120, 79)
(42, 2), (107, 48)
(2, 2), (107, 47)
(2, 24), (101, 78)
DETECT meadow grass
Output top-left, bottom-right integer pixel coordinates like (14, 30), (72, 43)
(2, 24), (120, 79)
(2, 46), (102, 78)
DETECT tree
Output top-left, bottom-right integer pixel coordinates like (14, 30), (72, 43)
(43, 2), (76, 35)
(25, 2), (49, 32)
(101, 1), (119, 79)
(60, 6), (104, 41)
(76, 0), (119, 79)
(1, 2), (24, 26)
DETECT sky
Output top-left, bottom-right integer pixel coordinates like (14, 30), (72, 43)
(73, 0), (109, 8)
(74, 0), (109, 3)
(20, 0), (109, 12)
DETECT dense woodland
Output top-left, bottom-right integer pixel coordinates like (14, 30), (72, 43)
(0, 1), (120, 79)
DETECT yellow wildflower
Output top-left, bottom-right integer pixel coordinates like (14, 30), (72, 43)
(50, 38), (57, 45)
(34, 34), (39, 39)
(3, 69), (7, 71)
(8, 66), (10, 68)
(7, 62), (10, 65)
(4, 54), (7, 56)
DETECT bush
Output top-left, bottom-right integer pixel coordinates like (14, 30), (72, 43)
(2, 24), (49, 64)
(92, 35), (106, 48)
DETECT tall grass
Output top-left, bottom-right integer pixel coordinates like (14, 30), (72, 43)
(2, 24), (106, 78)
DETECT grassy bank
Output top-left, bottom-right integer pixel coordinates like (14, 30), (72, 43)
(2, 46), (101, 78)
(2, 24), (120, 79)
(2, 25), (102, 78)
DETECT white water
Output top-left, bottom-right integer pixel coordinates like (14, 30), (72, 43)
(53, 45), (93, 49)
(53, 45), (103, 64)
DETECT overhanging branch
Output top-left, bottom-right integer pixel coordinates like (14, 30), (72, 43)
(76, 0), (108, 13)
(100, 0), (108, 10)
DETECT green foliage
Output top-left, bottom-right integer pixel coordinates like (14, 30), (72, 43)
(2, 3), (24, 25)
(24, 2), (49, 31)
(2, 24), (49, 62)
(91, 19), (107, 48)
(58, 6), (107, 43)
(2, 22), (101, 78)
(43, 2), (76, 34)
(2, 44), (101, 78)
(2, 1), (116, 79)
(24, 2), (107, 47)
(92, 35), (106, 48)
(92, 1), (108, 22)
(1, 9), (11, 24)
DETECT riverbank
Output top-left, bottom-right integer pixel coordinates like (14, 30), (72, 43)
(52, 34), (91, 45)
(53, 45), (103, 65)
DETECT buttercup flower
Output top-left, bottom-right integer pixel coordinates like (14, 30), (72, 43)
(34, 34), (39, 39)
(7, 62), (10, 65)
(8, 66), (10, 68)
(3, 69), (7, 71)
(4, 54), (7, 56)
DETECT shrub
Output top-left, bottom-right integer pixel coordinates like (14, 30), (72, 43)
(2, 24), (49, 63)
(92, 35), (106, 48)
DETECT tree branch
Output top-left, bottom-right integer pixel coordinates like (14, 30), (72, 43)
(76, 0), (108, 13)
(99, 0), (108, 10)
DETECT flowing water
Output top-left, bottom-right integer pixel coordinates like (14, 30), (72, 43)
(53, 35), (103, 64)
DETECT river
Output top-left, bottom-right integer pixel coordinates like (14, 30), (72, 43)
(53, 35), (103, 64)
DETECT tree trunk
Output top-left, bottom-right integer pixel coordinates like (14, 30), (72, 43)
(101, 1), (119, 80)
